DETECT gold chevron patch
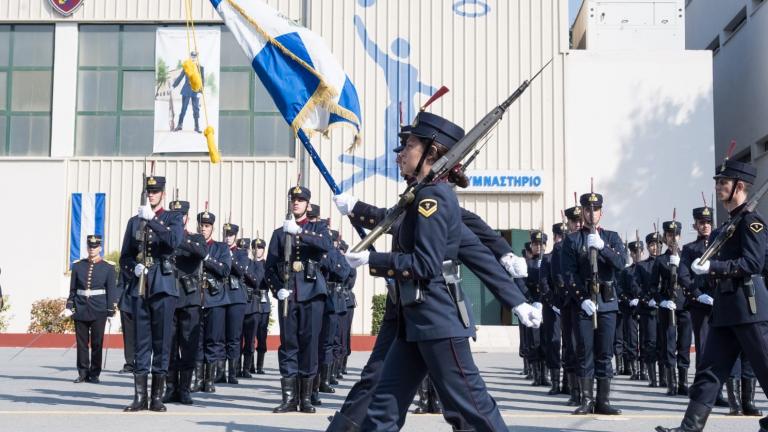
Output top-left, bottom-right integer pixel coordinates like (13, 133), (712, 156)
(418, 199), (438, 218)
(750, 222), (764, 234)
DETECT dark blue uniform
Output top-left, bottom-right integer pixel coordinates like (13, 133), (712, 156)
(317, 247), (351, 396)
(617, 260), (641, 379)
(636, 250), (660, 386)
(540, 247), (564, 394)
(240, 253), (269, 377)
(524, 251), (547, 386)
(200, 238), (231, 388)
(67, 253), (118, 382)
(222, 243), (249, 383)
(562, 211), (626, 415)
(120, 195), (184, 412)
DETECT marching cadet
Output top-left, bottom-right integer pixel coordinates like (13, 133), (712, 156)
(342, 112), (515, 432)
(656, 158), (768, 432)
(679, 206), (730, 409)
(163, 199), (207, 405)
(238, 237), (260, 379)
(221, 223), (249, 385)
(64, 235), (118, 384)
(652, 219), (693, 397)
(247, 237), (270, 375)
(619, 238), (643, 381)
(120, 175), (184, 412)
(637, 231), (662, 387)
(327, 121), (536, 432)
(560, 205), (584, 406)
(525, 231), (549, 387)
(562, 191), (626, 416)
(266, 185), (333, 414)
(197, 209), (232, 393)
(541, 224), (565, 396)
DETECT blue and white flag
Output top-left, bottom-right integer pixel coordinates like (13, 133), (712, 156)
(211, 0), (362, 144)
(70, 192), (106, 265)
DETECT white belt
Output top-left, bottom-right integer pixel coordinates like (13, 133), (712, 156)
(77, 289), (106, 297)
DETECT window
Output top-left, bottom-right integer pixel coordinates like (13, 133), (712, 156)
(705, 36), (720, 56)
(220, 29), (294, 157)
(76, 25), (155, 156)
(724, 7), (748, 41)
(0, 25), (54, 156)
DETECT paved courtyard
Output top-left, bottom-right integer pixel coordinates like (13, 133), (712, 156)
(0, 348), (764, 431)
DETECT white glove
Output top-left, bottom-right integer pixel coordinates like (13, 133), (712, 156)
(691, 258), (710, 275)
(513, 303), (542, 328)
(581, 299), (598, 316)
(283, 218), (302, 235)
(587, 233), (604, 250)
(61, 308), (74, 318)
(134, 263), (147, 277)
(660, 300), (677, 310)
(277, 289), (290, 301)
(629, 298), (640, 307)
(648, 299), (657, 308)
(138, 204), (155, 221)
(697, 294), (714, 306)
(532, 302), (543, 310)
(345, 251), (370, 268)
(501, 253), (528, 278)
(668, 254), (681, 267)
(333, 193), (359, 216)
(551, 306), (561, 315)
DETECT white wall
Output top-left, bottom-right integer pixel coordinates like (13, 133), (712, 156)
(564, 50), (715, 243)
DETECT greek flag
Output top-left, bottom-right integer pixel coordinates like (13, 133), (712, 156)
(211, 0), (362, 144)
(70, 193), (106, 266)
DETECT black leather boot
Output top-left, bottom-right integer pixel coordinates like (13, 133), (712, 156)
(311, 374), (322, 406)
(273, 376), (298, 413)
(530, 361), (541, 386)
(623, 356), (632, 375)
(677, 368), (689, 396)
(520, 358), (530, 376)
(428, 382), (442, 414)
(335, 358), (344, 380)
(319, 364), (336, 393)
(741, 378), (763, 416)
(162, 370), (179, 403)
(227, 359), (239, 385)
(666, 367), (677, 396)
(573, 377), (594, 415)
(327, 411), (361, 432)
(616, 356), (624, 376)
(595, 378), (621, 415)
(654, 401), (711, 432)
(726, 377), (742, 415)
(629, 360), (639, 380)
(659, 363), (668, 387)
(73, 371), (88, 383)
(341, 356), (349, 375)
(256, 351), (266, 375)
(215, 359), (227, 383)
(149, 374), (167, 412)
(124, 374), (149, 412)
(715, 386), (729, 407)
(178, 369), (194, 405)
(329, 360), (340, 385)
(567, 373), (581, 406)
(759, 416), (768, 432)
(540, 362), (551, 386)
(639, 361), (648, 381)
(561, 371), (571, 395)
(190, 362), (204, 393)
(414, 378), (429, 414)
(203, 362), (216, 393)
(648, 362), (658, 387)
(241, 354), (253, 378)
(299, 377), (316, 413)
(547, 369), (560, 395)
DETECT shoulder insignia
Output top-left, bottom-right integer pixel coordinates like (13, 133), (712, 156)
(418, 199), (438, 218)
(750, 222), (764, 234)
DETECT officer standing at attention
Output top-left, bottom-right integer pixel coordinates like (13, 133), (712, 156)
(540, 224), (565, 396)
(343, 112), (511, 432)
(120, 175), (184, 412)
(197, 209), (232, 393)
(525, 231), (549, 387)
(221, 223), (249, 385)
(656, 158), (768, 432)
(163, 199), (207, 405)
(65, 235), (118, 384)
(248, 237), (270, 375)
(562, 191), (626, 416)
(618, 238), (642, 381)
(238, 237), (261, 379)
(560, 205), (584, 406)
(637, 231), (662, 387)
(266, 185), (333, 414)
(652, 219), (693, 397)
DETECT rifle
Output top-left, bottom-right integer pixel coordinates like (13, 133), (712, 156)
(351, 59), (553, 253)
(588, 178), (599, 330)
(135, 160), (152, 299)
(282, 174), (300, 318)
(668, 209), (678, 327)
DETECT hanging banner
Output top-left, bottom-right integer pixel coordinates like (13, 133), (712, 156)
(154, 27), (220, 153)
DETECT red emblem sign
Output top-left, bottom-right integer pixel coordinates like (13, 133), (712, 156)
(48, 0), (84, 16)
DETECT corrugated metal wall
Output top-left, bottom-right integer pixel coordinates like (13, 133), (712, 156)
(64, 157), (297, 261)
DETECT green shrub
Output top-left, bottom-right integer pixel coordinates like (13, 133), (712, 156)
(0, 295), (10, 332)
(28, 298), (75, 334)
(371, 294), (387, 336)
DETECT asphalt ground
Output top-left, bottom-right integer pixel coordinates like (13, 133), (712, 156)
(1, 347), (765, 431)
